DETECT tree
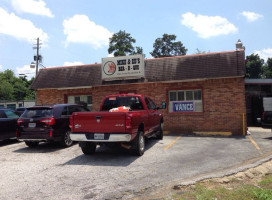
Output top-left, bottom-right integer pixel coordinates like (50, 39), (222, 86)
(108, 30), (143, 57)
(131, 46), (143, 55)
(245, 54), (264, 79)
(150, 34), (187, 58)
(0, 69), (35, 100)
(0, 81), (14, 100)
(195, 48), (210, 54)
(262, 58), (272, 78)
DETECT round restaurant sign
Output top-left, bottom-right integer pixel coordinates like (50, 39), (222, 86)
(103, 61), (116, 75)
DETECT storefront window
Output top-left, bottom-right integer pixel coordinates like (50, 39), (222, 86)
(68, 95), (92, 110)
(168, 89), (202, 112)
(7, 104), (16, 110)
(74, 96), (80, 104)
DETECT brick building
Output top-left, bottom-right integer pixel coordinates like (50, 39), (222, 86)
(31, 50), (246, 135)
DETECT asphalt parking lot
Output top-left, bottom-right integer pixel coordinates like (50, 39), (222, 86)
(1, 127), (272, 200)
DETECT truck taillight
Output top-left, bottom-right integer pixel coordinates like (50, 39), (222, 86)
(69, 116), (73, 129)
(41, 118), (55, 125)
(126, 115), (132, 130)
(17, 118), (24, 125)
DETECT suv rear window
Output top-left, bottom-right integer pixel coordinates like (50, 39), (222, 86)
(22, 108), (53, 118)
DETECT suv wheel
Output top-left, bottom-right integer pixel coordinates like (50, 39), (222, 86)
(80, 142), (96, 155)
(130, 131), (145, 156)
(25, 141), (39, 147)
(60, 129), (73, 148)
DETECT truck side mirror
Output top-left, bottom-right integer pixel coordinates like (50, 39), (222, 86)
(161, 102), (166, 109)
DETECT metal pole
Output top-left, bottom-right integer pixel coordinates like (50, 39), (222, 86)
(35, 37), (39, 77)
(35, 37), (39, 105)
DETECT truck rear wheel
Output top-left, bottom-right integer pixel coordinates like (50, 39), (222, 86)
(130, 131), (145, 156)
(80, 142), (96, 155)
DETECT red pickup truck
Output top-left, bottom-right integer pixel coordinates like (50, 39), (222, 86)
(70, 94), (165, 156)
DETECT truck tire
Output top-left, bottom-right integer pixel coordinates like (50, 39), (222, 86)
(80, 142), (96, 155)
(156, 122), (163, 140)
(130, 131), (145, 156)
(25, 141), (39, 147)
(60, 129), (73, 148)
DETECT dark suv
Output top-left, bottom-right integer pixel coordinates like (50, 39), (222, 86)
(17, 104), (89, 147)
(0, 108), (19, 141)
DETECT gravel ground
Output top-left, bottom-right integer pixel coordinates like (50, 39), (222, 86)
(1, 127), (272, 200)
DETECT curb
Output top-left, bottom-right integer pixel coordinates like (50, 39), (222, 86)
(194, 131), (232, 136)
(173, 153), (272, 188)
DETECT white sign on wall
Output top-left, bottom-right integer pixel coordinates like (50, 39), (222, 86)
(101, 54), (145, 81)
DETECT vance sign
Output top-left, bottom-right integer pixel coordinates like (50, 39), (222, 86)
(101, 54), (145, 80)
(173, 102), (194, 112)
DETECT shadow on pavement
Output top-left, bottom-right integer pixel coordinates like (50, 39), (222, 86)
(63, 139), (158, 167)
(13, 141), (73, 153)
(0, 139), (20, 147)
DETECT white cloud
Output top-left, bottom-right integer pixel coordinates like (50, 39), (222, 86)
(16, 65), (36, 79)
(181, 12), (238, 39)
(254, 48), (272, 61)
(0, 8), (49, 43)
(241, 11), (263, 22)
(11, 0), (54, 18)
(108, 53), (114, 57)
(63, 15), (113, 48)
(0, 65), (3, 71)
(64, 61), (84, 66)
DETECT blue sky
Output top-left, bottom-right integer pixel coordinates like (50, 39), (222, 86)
(0, 0), (271, 79)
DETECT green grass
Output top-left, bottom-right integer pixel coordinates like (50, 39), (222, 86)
(170, 174), (272, 200)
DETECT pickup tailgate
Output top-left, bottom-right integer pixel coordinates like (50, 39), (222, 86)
(71, 112), (127, 133)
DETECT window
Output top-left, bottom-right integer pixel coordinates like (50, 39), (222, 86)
(67, 95), (92, 110)
(7, 104), (16, 110)
(4, 110), (19, 119)
(22, 108), (53, 118)
(61, 106), (68, 115)
(148, 98), (157, 110)
(168, 89), (202, 112)
(101, 96), (143, 111)
(0, 111), (6, 118)
(74, 97), (80, 104)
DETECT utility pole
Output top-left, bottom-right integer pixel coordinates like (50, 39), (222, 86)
(31, 37), (42, 105)
(33, 37), (42, 77)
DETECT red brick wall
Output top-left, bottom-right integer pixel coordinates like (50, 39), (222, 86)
(37, 77), (246, 135)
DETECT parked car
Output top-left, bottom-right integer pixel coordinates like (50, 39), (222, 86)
(17, 104), (89, 147)
(0, 108), (19, 141)
(261, 111), (272, 128)
(15, 107), (27, 116)
(70, 94), (165, 156)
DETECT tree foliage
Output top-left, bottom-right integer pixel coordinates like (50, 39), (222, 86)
(245, 54), (264, 79)
(150, 34), (187, 58)
(108, 30), (143, 57)
(0, 69), (35, 100)
(195, 48), (210, 54)
(262, 58), (272, 78)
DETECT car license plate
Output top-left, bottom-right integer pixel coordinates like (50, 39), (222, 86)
(94, 133), (104, 140)
(29, 123), (36, 128)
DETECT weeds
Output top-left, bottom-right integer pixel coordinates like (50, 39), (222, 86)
(171, 174), (272, 200)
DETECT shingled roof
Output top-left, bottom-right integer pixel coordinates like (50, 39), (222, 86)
(30, 50), (245, 90)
